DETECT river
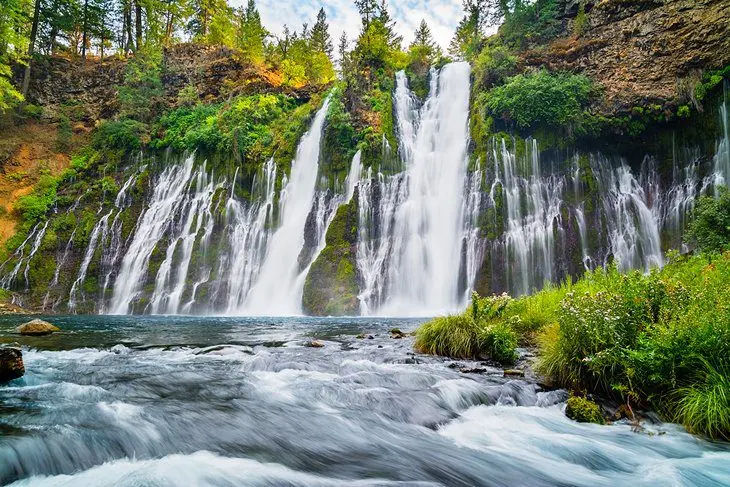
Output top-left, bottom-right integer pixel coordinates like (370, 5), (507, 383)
(1, 316), (729, 486)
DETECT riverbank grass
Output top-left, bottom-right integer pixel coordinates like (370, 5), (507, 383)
(415, 252), (730, 439)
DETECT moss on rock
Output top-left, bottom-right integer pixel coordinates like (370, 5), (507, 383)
(302, 194), (360, 316)
(565, 396), (605, 424)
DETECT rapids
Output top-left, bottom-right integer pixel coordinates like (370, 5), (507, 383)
(1, 316), (729, 486)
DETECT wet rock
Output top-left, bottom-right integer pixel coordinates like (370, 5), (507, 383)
(447, 362), (463, 369)
(389, 328), (406, 339)
(356, 333), (375, 340)
(504, 369), (525, 378)
(459, 367), (487, 374)
(15, 319), (60, 336)
(305, 340), (325, 348)
(0, 347), (24, 383)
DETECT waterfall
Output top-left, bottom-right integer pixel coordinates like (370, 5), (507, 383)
(592, 156), (663, 272)
(345, 150), (362, 202)
(68, 212), (112, 312)
(462, 160), (485, 301)
(240, 98), (331, 315)
(109, 154), (196, 314)
(714, 81), (730, 190)
(148, 164), (220, 314)
(365, 63), (472, 316)
(221, 158), (277, 313)
(495, 138), (563, 296)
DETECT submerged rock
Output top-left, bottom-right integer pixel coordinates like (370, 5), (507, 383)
(15, 319), (60, 336)
(0, 347), (24, 383)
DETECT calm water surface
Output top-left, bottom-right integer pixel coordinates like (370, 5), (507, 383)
(0, 315), (729, 486)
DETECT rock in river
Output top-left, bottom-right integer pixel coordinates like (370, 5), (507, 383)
(15, 319), (61, 336)
(0, 347), (24, 383)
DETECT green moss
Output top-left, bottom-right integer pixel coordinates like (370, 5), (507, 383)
(565, 396), (605, 424)
(302, 196), (360, 316)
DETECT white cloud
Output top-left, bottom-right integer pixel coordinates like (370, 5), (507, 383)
(230, 0), (465, 52)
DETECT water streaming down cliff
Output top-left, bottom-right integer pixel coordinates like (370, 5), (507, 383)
(357, 63), (474, 316)
(240, 98), (331, 315)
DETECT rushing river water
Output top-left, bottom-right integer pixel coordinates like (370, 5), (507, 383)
(1, 316), (729, 486)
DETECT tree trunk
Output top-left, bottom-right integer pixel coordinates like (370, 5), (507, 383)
(81, 0), (89, 62)
(125, 1), (134, 53)
(21, 0), (42, 100)
(135, 1), (143, 51)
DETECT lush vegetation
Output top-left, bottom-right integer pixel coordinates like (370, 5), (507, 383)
(483, 70), (593, 129)
(416, 245), (730, 439)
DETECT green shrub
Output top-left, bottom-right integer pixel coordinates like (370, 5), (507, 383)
(15, 174), (58, 224)
(565, 396), (604, 424)
(56, 115), (72, 151)
(480, 321), (518, 364)
(93, 119), (147, 151)
(483, 70), (593, 129)
(685, 187), (730, 253)
(573, 5), (588, 38)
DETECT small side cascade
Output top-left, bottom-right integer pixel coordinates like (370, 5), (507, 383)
(110, 154), (196, 314)
(495, 138), (563, 296)
(68, 211), (112, 312)
(148, 163), (221, 314)
(714, 80), (730, 190)
(461, 159), (485, 302)
(592, 156), (663, 272)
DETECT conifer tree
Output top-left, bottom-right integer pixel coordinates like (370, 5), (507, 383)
(310, 8), (332, 57)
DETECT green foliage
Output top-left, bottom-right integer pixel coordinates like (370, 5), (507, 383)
(675, 361), (730, 440)
(93, 119), (147, 151)
(15, 174), (58, 224)
(117, 50), (164, 123)
(572, 5), (588, 38)
(565, 396), (604, 424)
(685, 187), (730, 253)
(481, 320), (518, 363)
(56, 115), (73, 151)
(694, 65), (730, 105)
(484, 70), (593, 129)
(499, 0), (562, 50)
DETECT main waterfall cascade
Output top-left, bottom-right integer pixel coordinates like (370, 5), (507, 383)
(357, 63), (474, 316)
(1, 67), (728, 315)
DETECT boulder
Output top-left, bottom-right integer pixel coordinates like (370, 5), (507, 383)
(389, 328), (407, 339)
(15, 319), (60, 336)
(0, 347), (24, 383)
(305, 340), (325, 348)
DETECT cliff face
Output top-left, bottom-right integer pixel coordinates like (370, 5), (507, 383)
(20, 43), (315, 126)
(526, 0), (730, 116)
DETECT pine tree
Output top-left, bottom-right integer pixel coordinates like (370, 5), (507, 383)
(310, 8), (332, 57)
(410, 19), (434, 52)
(354, 0), (378, 27)
(237, 0), (268, 63)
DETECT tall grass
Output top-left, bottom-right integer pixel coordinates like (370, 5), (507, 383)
(675, 361), (730, 440)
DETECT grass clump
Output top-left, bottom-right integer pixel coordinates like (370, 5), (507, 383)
(565, 396), (604, 425)
(415, 314), (481, 359)
(675, 361), (730, 440)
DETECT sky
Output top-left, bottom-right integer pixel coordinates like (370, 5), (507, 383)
(230, 0), (466, 52)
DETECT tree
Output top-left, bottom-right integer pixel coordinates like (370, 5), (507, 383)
(21, 0), (42, 98)
(410, 19), (435, 54)
(310, 8), (332, 57)
(237, 0), (267, 63)
(354, 0), (378, 27)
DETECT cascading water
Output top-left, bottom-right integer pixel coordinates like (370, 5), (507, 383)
(493, 138), (563, 296)
(110, 154), (196, 314)
(592, 156), (663, 272)
(714, 80), (729, 189)
(357, 63), (473, 316)
(241, 98), (331, 315)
